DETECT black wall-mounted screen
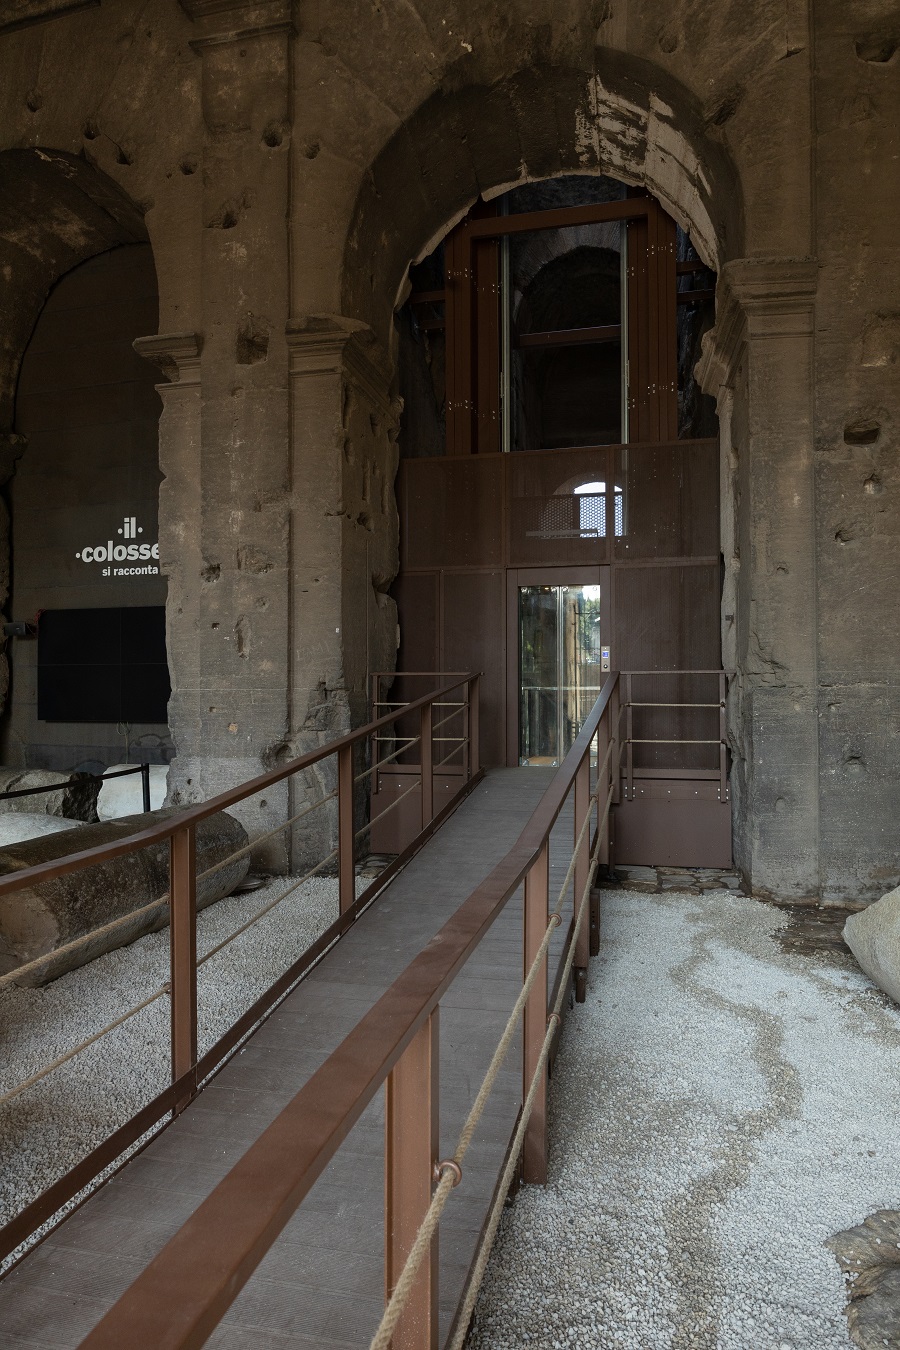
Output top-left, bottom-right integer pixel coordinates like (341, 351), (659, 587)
(37, 607), (171, 724)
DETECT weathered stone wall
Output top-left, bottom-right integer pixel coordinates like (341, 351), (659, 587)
(812, 2), (900, 903)
(0, 0), (896, 899)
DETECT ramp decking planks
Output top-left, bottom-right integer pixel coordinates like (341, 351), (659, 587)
(0, 767), (579, 1349)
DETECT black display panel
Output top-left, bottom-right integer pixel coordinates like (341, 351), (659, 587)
(37, 607), (171, 723)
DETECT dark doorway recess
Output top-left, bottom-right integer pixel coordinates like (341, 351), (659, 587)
(5, 242), (170, 772)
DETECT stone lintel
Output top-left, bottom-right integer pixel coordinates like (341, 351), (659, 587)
(133, 332), (203, 387)
(182, 0), (294, 47)
(0, 0), (97, 37)
(697, 258), (818, 393)
(286, 319), (393, 416)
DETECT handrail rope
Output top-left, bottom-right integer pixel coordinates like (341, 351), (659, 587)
(0, 678), (476, 900)
(353, 736), (472, 841)
(353, 736), (420, 785)
(448, 779), (617, 1349)
(368, 775), (610, 1350)
(545, 736), (615, 920)
(195, 791), (338, 884)
(2, 843), (365, 1105)
(0, 726), (471, 989)
(374, 701), (465, 710)
(628, 738), (721, 745)
(434, 742), (468, 771)
(629, 702), (723, 708)
(353, 779), (423, 842)
(196, 849), (339, 968)
(0, 892), (171, 988)
(431, 709), (465, 734)
(0, 983), (170, 1109)
(1, 790), (343, 987)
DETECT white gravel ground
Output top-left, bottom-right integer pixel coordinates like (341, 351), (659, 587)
(468, 887), (900, 1350)
(0, 874), (342, 1268)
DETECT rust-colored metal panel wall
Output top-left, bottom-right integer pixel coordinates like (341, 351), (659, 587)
(615, 440), (718, 560)
(440, 570), (505, 767)
(615, 564), (720, 673)
(506, 446), (612, 567)
(393, 443), (722, 768)
(369, 768), (463, 855)
(393, 572), (439, 673)
(614, 781), (731, 867)
(401, 458), (503, 568)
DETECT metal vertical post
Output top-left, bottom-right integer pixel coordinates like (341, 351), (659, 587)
(718, 671), (727, 802)
(141, 762), (151, 814)
(420, 702), (433, 829)
(338, 744), (355, 914)
(523, 843), (549, 1183)
(597, 712), (610, 870)
(468, 675), (480, 776)
(573, 754), (591, 1002)
(169, 825), (197, 1114)
(462, 684), (470, 782)
(626, 672), (634, 800)
(610, 675), (621, 805)
(591, 713), (609, 959)
(371, 674), (381, 790)
(385, 1009), (440, 1350)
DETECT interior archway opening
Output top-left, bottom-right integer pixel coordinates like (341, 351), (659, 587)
(381, 172), (729, 868)
(0, 151), (170, 790)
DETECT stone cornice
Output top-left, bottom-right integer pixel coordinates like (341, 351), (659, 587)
(133, 333), (202, 387)
(697, 258), (818, 396)
(286, 319), (393, 415)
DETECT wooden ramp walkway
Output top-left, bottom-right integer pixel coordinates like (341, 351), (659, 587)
(0, 767), (577, 1350)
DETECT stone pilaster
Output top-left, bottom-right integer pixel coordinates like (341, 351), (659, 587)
(699, 259), (820, 898)
(285, 320), (400, 752)
(158, 2), (294, 867)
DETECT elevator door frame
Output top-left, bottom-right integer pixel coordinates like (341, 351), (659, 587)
(505, 565), (611, 768)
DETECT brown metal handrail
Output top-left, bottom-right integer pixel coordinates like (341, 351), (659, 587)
(76, 672), (621, 1350)
(620, 669), (731, 801)
(0, 673), (482, 1268)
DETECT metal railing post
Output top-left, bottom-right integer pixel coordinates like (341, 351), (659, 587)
(170, 824), (197, 1114)
(590, 710), (609, 959)
(610, 674), (621, 806)
(372, 674), (381, 790)
(523, 843), (549, 1183)
(338, 744), (355, 914)
(718, 670), (727, 802)
(420, 702), (433, 829)
(385, 1008), (440, 1350)
(625, 672), (634, 800)
(573, 752), (591, 1002)
(468, 674), (480, 776)
(141, 762), (151, 814)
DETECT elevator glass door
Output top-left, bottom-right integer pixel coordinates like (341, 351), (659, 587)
(519, 583), (605, 766)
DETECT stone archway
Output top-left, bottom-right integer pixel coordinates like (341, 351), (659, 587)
(0, 149), (152, 723)
(340, 57), (742, 347)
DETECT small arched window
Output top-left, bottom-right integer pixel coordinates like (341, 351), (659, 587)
(572, 480), (624, 538)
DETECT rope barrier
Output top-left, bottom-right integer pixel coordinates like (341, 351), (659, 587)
(353, 736), (420, 786)
(196, 849), (340, 968)
(195, 790), (338, 883)
(0, 892), (171, 989)
(368, 772), (608, 1350)
(449, 779), (615, 1350)
(0, 983), (169, 1109)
